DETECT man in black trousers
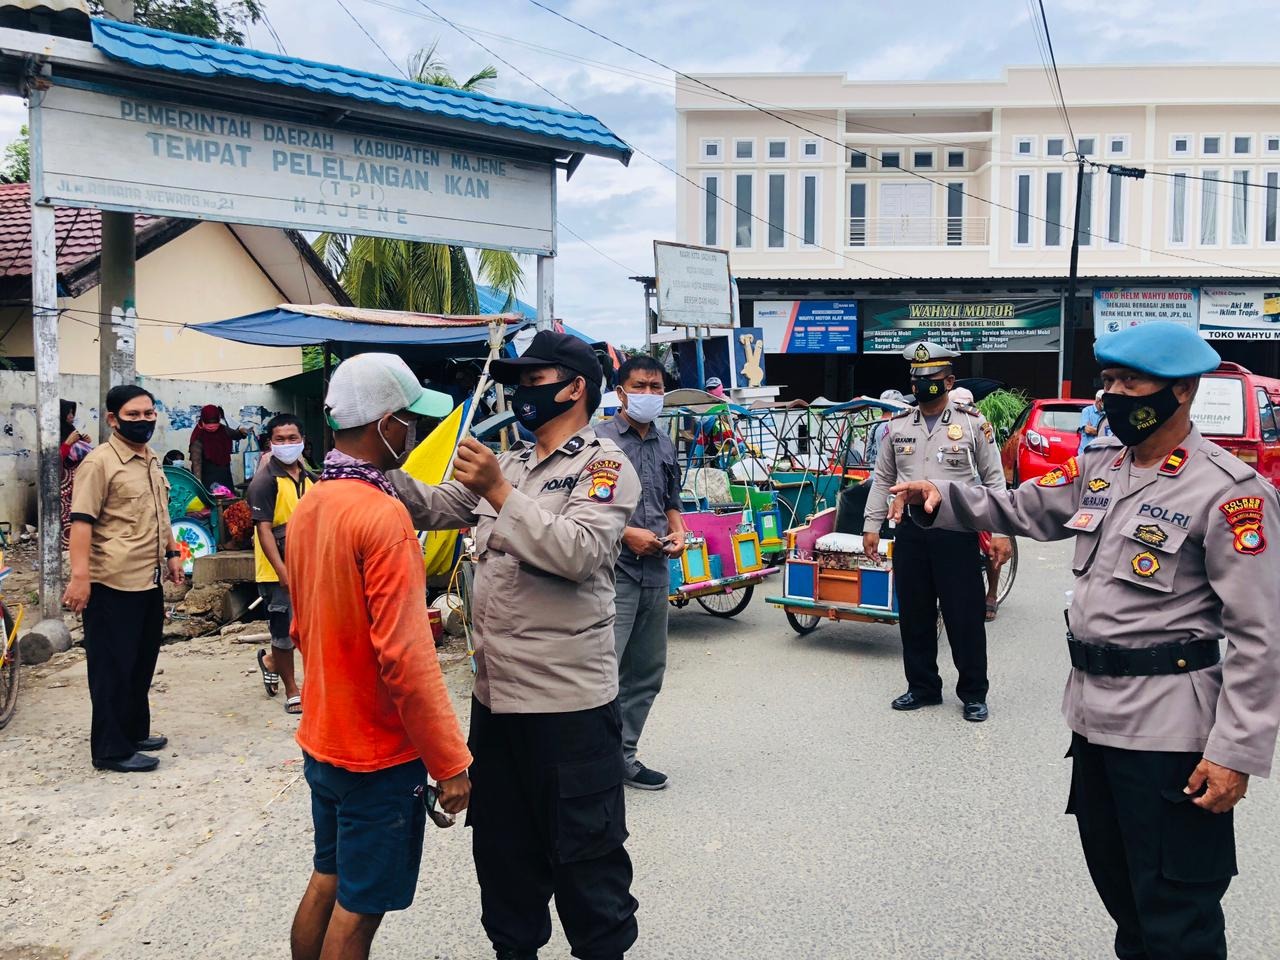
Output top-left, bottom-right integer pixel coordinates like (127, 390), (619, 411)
(63, 385), (183, 773)
(863, 341), (1010, 722)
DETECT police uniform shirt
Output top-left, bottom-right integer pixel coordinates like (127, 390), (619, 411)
(920, 429), (1280, 776)
(391, 426), (641, 714)
(864, 400), (1006, 532)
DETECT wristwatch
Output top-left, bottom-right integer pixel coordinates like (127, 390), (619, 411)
(165, 549), (181, 559)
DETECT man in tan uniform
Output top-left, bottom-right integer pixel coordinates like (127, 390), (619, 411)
(392, 331), (641, 960)
(891, 321), (1280, 960)
(864, 341), (1010, 722)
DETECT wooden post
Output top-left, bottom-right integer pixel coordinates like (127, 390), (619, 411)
(31, 199), (62, 619)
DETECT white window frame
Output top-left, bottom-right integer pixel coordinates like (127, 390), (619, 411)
(1201, 133), (1225, 158)
(766, 171), (788, 249)
(700, 138), (723, 162)
(880, 149), (902, 169)
(1265, 134), (1280, 156)
(849, 149), (869, 169)
(1232, 134), (1255, 157)
(1014, 136), (1036, 158)
(1077, 169), (1097, 246)
(733, 172), (754, 249)
(733, 138), (755, 162)
(1044, 169), (1066, 248)
(799, 172), (821, 247)
(1045, 136), (1065, 158)
(911, 148), (936, 170)
(1262, 167), (1280, 245)
(800, 138), (821, 161)
(946, 149), (966, 169)
(1104, 171), (1129, 247)
(1228, 167), (1253, 247)
(1075, 134), (1099, 158)
(1166, 168), (1191, 247)
(848, 181), (868, 247)
(1197, 168), (1223, 249)
(766, 138), (789, 162)
(1013, 169), (1035, 248)
(945, 181), (965, 246)
(1105, 134), (1130, 159)
(1169, 133), (1192, 157)
(702, 172), (722, 247)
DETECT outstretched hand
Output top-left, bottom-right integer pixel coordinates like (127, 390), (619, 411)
(888, 480), (942, 523)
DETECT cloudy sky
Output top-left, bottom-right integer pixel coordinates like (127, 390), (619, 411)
(6, 0), (1280, 346)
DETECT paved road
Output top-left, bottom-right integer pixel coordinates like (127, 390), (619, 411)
(68, 540), (1280, 959)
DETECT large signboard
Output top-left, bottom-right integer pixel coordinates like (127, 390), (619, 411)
(1198, 286), (1280, 340)
(861, 299), (1060, 353)
(753, 300), (858, 354)
(1092, 288), (1198, 335)
(32, 83), (556, 254)
(653, 241), (733, 328)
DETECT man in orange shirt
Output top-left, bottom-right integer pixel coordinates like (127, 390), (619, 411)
(285, 353), (471, 960)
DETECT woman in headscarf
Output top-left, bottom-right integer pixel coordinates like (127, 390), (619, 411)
(188, 404), (247, 491)
(59, 399), (93, 549)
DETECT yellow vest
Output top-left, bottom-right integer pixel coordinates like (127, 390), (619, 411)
(252, 464), (315, 583)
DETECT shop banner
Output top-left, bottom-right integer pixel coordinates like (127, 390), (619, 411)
(861, 299), (1060, 353)
(1092, 288), (1198, 335)
(754, 300), (858, 354)
(1198, 287), (1280, 340)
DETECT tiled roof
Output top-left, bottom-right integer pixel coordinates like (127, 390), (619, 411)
(90, 19), (632, 162)
(0, 182), (164, 279)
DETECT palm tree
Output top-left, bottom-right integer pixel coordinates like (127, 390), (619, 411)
(314, 44), (524, 314)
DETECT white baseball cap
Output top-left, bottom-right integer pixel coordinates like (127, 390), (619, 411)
(324, 353), (453, 430)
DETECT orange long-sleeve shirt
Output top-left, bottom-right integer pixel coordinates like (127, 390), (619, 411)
(286, 477), (471, 779)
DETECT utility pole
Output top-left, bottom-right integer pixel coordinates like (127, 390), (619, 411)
(97, 0), (136, 440)
(1062, 158), (1085, 398)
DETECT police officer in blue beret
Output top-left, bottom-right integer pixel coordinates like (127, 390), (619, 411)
(891, 321), (1280, 959)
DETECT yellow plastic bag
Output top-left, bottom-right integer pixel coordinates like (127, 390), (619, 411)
(401, 402), (465, 577)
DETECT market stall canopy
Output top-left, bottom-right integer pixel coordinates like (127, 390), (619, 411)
(190, 303), (530, 348)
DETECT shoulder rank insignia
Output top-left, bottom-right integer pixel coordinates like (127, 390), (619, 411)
(1087, 478), (1110, 493)
(1037, 456), (1081, 488)
(1134, 523), (1167, 547)
(1159, 447), (1189, 476)
(1219, 496), (1266, 555)
(1110, 451), (1126, 471)
(564, 436), (586, 453)
(1131, 551), (1160, 578)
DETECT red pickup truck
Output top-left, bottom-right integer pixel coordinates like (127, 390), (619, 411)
(1191, 361), (1280, 489)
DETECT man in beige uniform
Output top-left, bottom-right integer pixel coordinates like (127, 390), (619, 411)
(892, 321), (1280, 960)
(392, 331), (640, 960)
(864, 341), (1010, 721)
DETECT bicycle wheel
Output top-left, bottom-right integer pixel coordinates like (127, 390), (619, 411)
(785, 609), (821, 635)
(695, 585), (754, 618)
(997, 539), (1018, 605)
(0, 600), (19, 730)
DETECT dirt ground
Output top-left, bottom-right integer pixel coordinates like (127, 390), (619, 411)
(0, 617), (473, 959)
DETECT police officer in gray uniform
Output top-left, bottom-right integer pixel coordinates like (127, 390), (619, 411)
(864, 341), (1010, 722)
(891, 321), (1280, 960)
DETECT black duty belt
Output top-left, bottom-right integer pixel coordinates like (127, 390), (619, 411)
(1065, 636), (1221, 677)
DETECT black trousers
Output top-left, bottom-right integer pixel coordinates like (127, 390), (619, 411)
(893, 522), (989, 702)
(1068, 733), (1235, 960)
(83, 584), (164, 764)
(468, 698), (638, 960)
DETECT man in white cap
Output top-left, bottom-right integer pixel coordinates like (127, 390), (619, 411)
(285, 353), (472, 960)
(1079, 388), (1110, 456)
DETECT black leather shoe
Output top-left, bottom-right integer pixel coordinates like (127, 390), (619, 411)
(891, 691), (943, 711)
(136, 735), (168, 752)
(94, 752), (159, 773)
(963, 702), (989, 722)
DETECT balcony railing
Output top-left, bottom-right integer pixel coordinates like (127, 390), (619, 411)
(847, 216), (990, 247)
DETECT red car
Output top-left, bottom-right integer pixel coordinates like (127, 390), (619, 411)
(1193, 362), (1280, 489)
(1001, 398), (1092, 486)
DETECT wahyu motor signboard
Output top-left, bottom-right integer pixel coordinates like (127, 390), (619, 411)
(653, 241), (733, 328)
(1198, 287), (1280, 340)
(32, 84), (556, 255)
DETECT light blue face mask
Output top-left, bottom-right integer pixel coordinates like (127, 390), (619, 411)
(623, 391), (665, 424)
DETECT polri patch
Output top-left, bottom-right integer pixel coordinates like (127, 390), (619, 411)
(981, 421), (994, 443)
(1219, 495), (1266, 555)
(1134, 523), (1168, 547)
(1131, 551), (1161, 578)
(1037, 456), (1081, 488)
(1087, 478), (1110, 493)
(586, 459), (622, 504)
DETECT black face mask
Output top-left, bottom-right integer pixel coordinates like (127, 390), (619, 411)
(115, 419), (155, 445)
(912, 376), (948, 403)
(512, 379), (576, 432)
(1102, 385), (1182, 447)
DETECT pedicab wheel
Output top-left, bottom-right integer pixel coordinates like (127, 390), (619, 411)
(696, 585), (754, 618)
(0, 600), (19, 730)
(785, 610), (821, 635)
(982, 539), (1019, 607)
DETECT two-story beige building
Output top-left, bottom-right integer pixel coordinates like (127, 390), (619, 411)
(662, 65), (1280, 399)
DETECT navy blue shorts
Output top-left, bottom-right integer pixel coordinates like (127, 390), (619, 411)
(303, 753), (428, 915)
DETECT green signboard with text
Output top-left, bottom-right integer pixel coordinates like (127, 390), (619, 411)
(862, 299), (1062, 353)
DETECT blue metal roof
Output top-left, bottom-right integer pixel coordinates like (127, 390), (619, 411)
(89, 19), (631, 163)
(476, 285), (536, 319)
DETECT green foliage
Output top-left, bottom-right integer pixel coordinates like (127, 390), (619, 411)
(314, 46), (523, 314)
(301, 345), (339, 373)
(1, 125), (29, 184)
(976, 388), (1031, 445)
(88, 0), (265, 45)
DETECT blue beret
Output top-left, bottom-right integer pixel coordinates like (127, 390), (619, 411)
(1093, 321), (1221, 378)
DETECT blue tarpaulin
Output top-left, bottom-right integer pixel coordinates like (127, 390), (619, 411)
(189, 304), (530, 348)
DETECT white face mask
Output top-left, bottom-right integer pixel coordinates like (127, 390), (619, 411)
(624, 391), (664, 424)
(272, 442), (305, 465)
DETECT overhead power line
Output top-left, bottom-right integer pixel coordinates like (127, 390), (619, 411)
(1027, 0), (1076, 150)
(557, 220), (642, 276)
(332, 0), (407, 77)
